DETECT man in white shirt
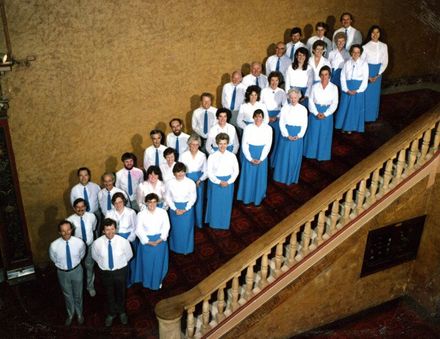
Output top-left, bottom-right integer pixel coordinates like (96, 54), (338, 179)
(242, 62), (268, 89)
(116, 152), (144, 212)
(221, 70), (246, 127)
(143, 130), (167, 170)
(307, 22), (333, 57)
(70, 167), (100, 215)
(98, 172), (129, 215)
(191, 92), (218, 142)
(166, 118), (189, 160)
(265, 42), (291, 81)
(332, 12), (362, 50)
(92, 218), (133, 327)
(286, 27), (306, 61)
(49, 220), (86, 326)
(67, 198), (97, 297)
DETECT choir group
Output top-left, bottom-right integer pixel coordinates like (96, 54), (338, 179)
(50, 12), (388, 327)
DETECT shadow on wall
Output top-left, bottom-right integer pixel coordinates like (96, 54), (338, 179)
(37, 205), (59, 265)
(130, 133), (144, 165)
(215, 72), (230, 108)
(62, 169), (78, 217)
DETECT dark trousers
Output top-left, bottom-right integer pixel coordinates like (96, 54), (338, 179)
(100, 266), (128, 316)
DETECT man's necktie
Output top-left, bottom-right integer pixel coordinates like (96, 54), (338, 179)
(127, 170), (133, 195)
(107, 191), (112, 211)
(83, 187), (90, 212)
(66, 241), (73, 270)
(80, 216), (87, 243)
(175, 137), (180, 160)
(256, 77), (259, 87)
(203, 110), (208, 135)
(230, 86), (237, 111)
(276, 57), (280, 72)
(155, 148), (159, 166)
(108, 240), (114, 270)
(290, 44), (295, 59)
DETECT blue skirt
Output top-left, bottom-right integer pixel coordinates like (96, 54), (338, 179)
(237, 145), (267, 205)
(331, 68), (342, 88)
(335, 79), (365, 132)
(133, 234), (168, 290)
(303, 104), (333, 161)
(205, 175), (234, 230)
(118, 232), (137, 286)
(169, 201), (194, 254)
(187, 171), (205, 228)
(273, 125), (303, 185)
(268, 110), (281, 168)
(365, 63), (382, 122)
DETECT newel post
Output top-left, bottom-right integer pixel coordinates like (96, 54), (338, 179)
(157, 315), (183, 339)
(155, 300), (185, 339)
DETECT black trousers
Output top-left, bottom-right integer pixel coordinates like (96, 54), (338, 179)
(100, 266), (128, 316)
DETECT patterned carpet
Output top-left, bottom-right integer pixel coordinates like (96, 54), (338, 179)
(1, 89), (439, 338)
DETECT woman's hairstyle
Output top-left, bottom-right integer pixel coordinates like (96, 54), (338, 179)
(244, 85), (261, 103)
(145, 165), (163, 181)
(292, 47), (309, 70)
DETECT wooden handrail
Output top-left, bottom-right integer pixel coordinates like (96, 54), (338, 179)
(155, 104), (440, 336)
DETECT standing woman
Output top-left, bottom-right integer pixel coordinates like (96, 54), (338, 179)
(362, 25), (388, 122)
(105, 192), (137, 285)
(180, 134), (208, 229)
(284, 47), (313, 105)
(205, 108), (239, 155)
(273, 88), (308, 185)
(304, 66), (339, 161)
(160, 147), (177, 183)
(237, 109), (273, 206)
(165, 162), (197, 254)
(136, 165), (167, 211)
(205, 133), (239, 230)
(335, 44), (369, 133)
(328, 32), (350, 88)
(134, 193), (170, 290)
(309, 40), (331, 85)
(260, 71), (287, 167)
(237, 85), (269, 131)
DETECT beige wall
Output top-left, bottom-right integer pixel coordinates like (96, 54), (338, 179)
(224, 174), (440, 338)
(2, 0), (439, 264)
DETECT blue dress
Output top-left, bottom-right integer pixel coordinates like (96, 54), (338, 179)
(134, 234), (168, 290)
(237, 145), (267, 205)
(331, 68), (342, 88)
(335, 79), (365, 132)
(273, 125), (303, 185)
(365, 63), (382, 122)
(169, 201), (194, 254)
(303, 104), (333, 161)
(268, 109), (281, 168)
(205, 175), (233, 230)
(186, 171), (205, 228)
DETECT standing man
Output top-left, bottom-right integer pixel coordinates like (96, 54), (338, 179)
(286, 27), (306, 61)
(116, 152), (144, 212)
(221, 70), (246, 127)
(166, 118), (190, 160)
(67, 198), (97, 297)
(307, 22), (333, 57)
(191, 92), (218, 145)
(242, 62), (268, 89)
(49, 220), (86, 326)
(92, 218), (133, 327)
(143, 130), (167, 170)
(332, 12), (362, 50)
(98, 172), (129, 215)
(265, 42), (291, 80)
(70, 167), (100, 217)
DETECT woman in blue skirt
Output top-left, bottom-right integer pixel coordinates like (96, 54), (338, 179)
(328, 32), (350, 88)
(260, 71), (287, 167)
(335, 44), (369, 133)
(273, 88), (308, 185)
(237, 109), (272, 206)
(165, 162), (197, 254)
(362, 25), (388, 122)
(205, 133), (239, 230)
(304, 66), (339, 161)
(134, 193), (170, 290)
(180, 133), (207, 229)
(284, 47), (313, 107)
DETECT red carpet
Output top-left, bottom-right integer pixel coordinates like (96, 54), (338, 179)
(1, 89), (439, 338)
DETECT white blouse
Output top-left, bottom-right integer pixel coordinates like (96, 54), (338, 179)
(308, 82), (339, 117)
(237, 102), (269, 130)
(278, 103), (308, 138)
(340, 58), (369, 93)
(362, 40), (388, 74)
(135, 207), (170, 245)
(205, 123), (239, 154)
(260, 87), (287, 113)
(241, 123), (273, 162)
(284, 65), (313, 97)
(179, 150), (208, 181)
(207, 150), (239, 185)
(165, 177), (197, 211)
(136, 180), (167, 211)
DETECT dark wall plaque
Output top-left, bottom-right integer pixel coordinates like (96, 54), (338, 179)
(361, 215), (425, 277)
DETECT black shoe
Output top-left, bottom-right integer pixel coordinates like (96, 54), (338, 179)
(65, 316), (73, 326)
(105, 315), (115, 327)
(119, 313), (128, 325)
